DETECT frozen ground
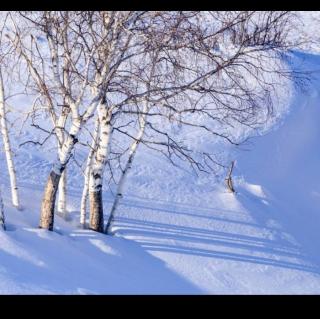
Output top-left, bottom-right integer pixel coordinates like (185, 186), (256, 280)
(1, 13), (320, 294)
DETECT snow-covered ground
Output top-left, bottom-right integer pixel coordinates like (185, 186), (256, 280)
(2, 13), (320, 294)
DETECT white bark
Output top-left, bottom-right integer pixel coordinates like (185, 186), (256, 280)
(0, 68), (20, 208)
(8, 15), (111, 230)
(88, 102), (113, 232)
(0, 187), (5, 230)
(89, 104), (113, 193)
(40, 97), (101, 230)
(80, 117), (100, 227)
(56, 106), (70, 218)
(57, 169), (67, 216)
(52, 96), (100, 176)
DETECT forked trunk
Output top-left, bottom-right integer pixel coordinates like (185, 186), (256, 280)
(38, 98), (101, 231)
(89, 189), (104, 232)
(39, 170), (61, 230)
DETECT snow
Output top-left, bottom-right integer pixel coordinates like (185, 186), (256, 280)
(1, 12), (320, 294)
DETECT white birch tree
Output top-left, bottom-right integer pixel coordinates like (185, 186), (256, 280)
(0, 10), (295, 234)
(10, 11), (151, 231)
(0, 13), (20, 209)
(8, 12), (107, 230)
(0, 187), (5, 230)
(88, 101), (113, 232)
(0, 67), (20, 208)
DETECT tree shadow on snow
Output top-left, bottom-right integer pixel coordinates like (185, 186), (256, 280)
(111, 198), (320, 276)
(0, 225), (203, 294)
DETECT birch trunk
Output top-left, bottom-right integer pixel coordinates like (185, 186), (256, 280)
(80, 117), (100, 228)
(225, 160), (235, 193)
(0, 188), (5, 231)
(57, 168), (67, 217)
(89, 189), (104, 232)
(105, 110), (147, 234)
(56, 105), (70, 219)
(0, 68), (20, 208)
(105, 51), (157, 234)
(88, 104), (112, 232)
(39, 170), (61, 230)
(39, 111), (93, 230)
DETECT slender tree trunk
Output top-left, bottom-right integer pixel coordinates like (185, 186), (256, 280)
(225, 160), (235, 193)
(0, 68), (20, 208)
(0, 187), (5, 231)
(57, 168), (67, 218)
(105, 53), (157, 234)
(89, 103), (112, 232)
(80, 117), (100, 228)
(56, 105), (70, 219)
(105, 112), (147, 234)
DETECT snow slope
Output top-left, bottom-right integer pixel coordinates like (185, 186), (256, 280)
(2, 18), (320, 293)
